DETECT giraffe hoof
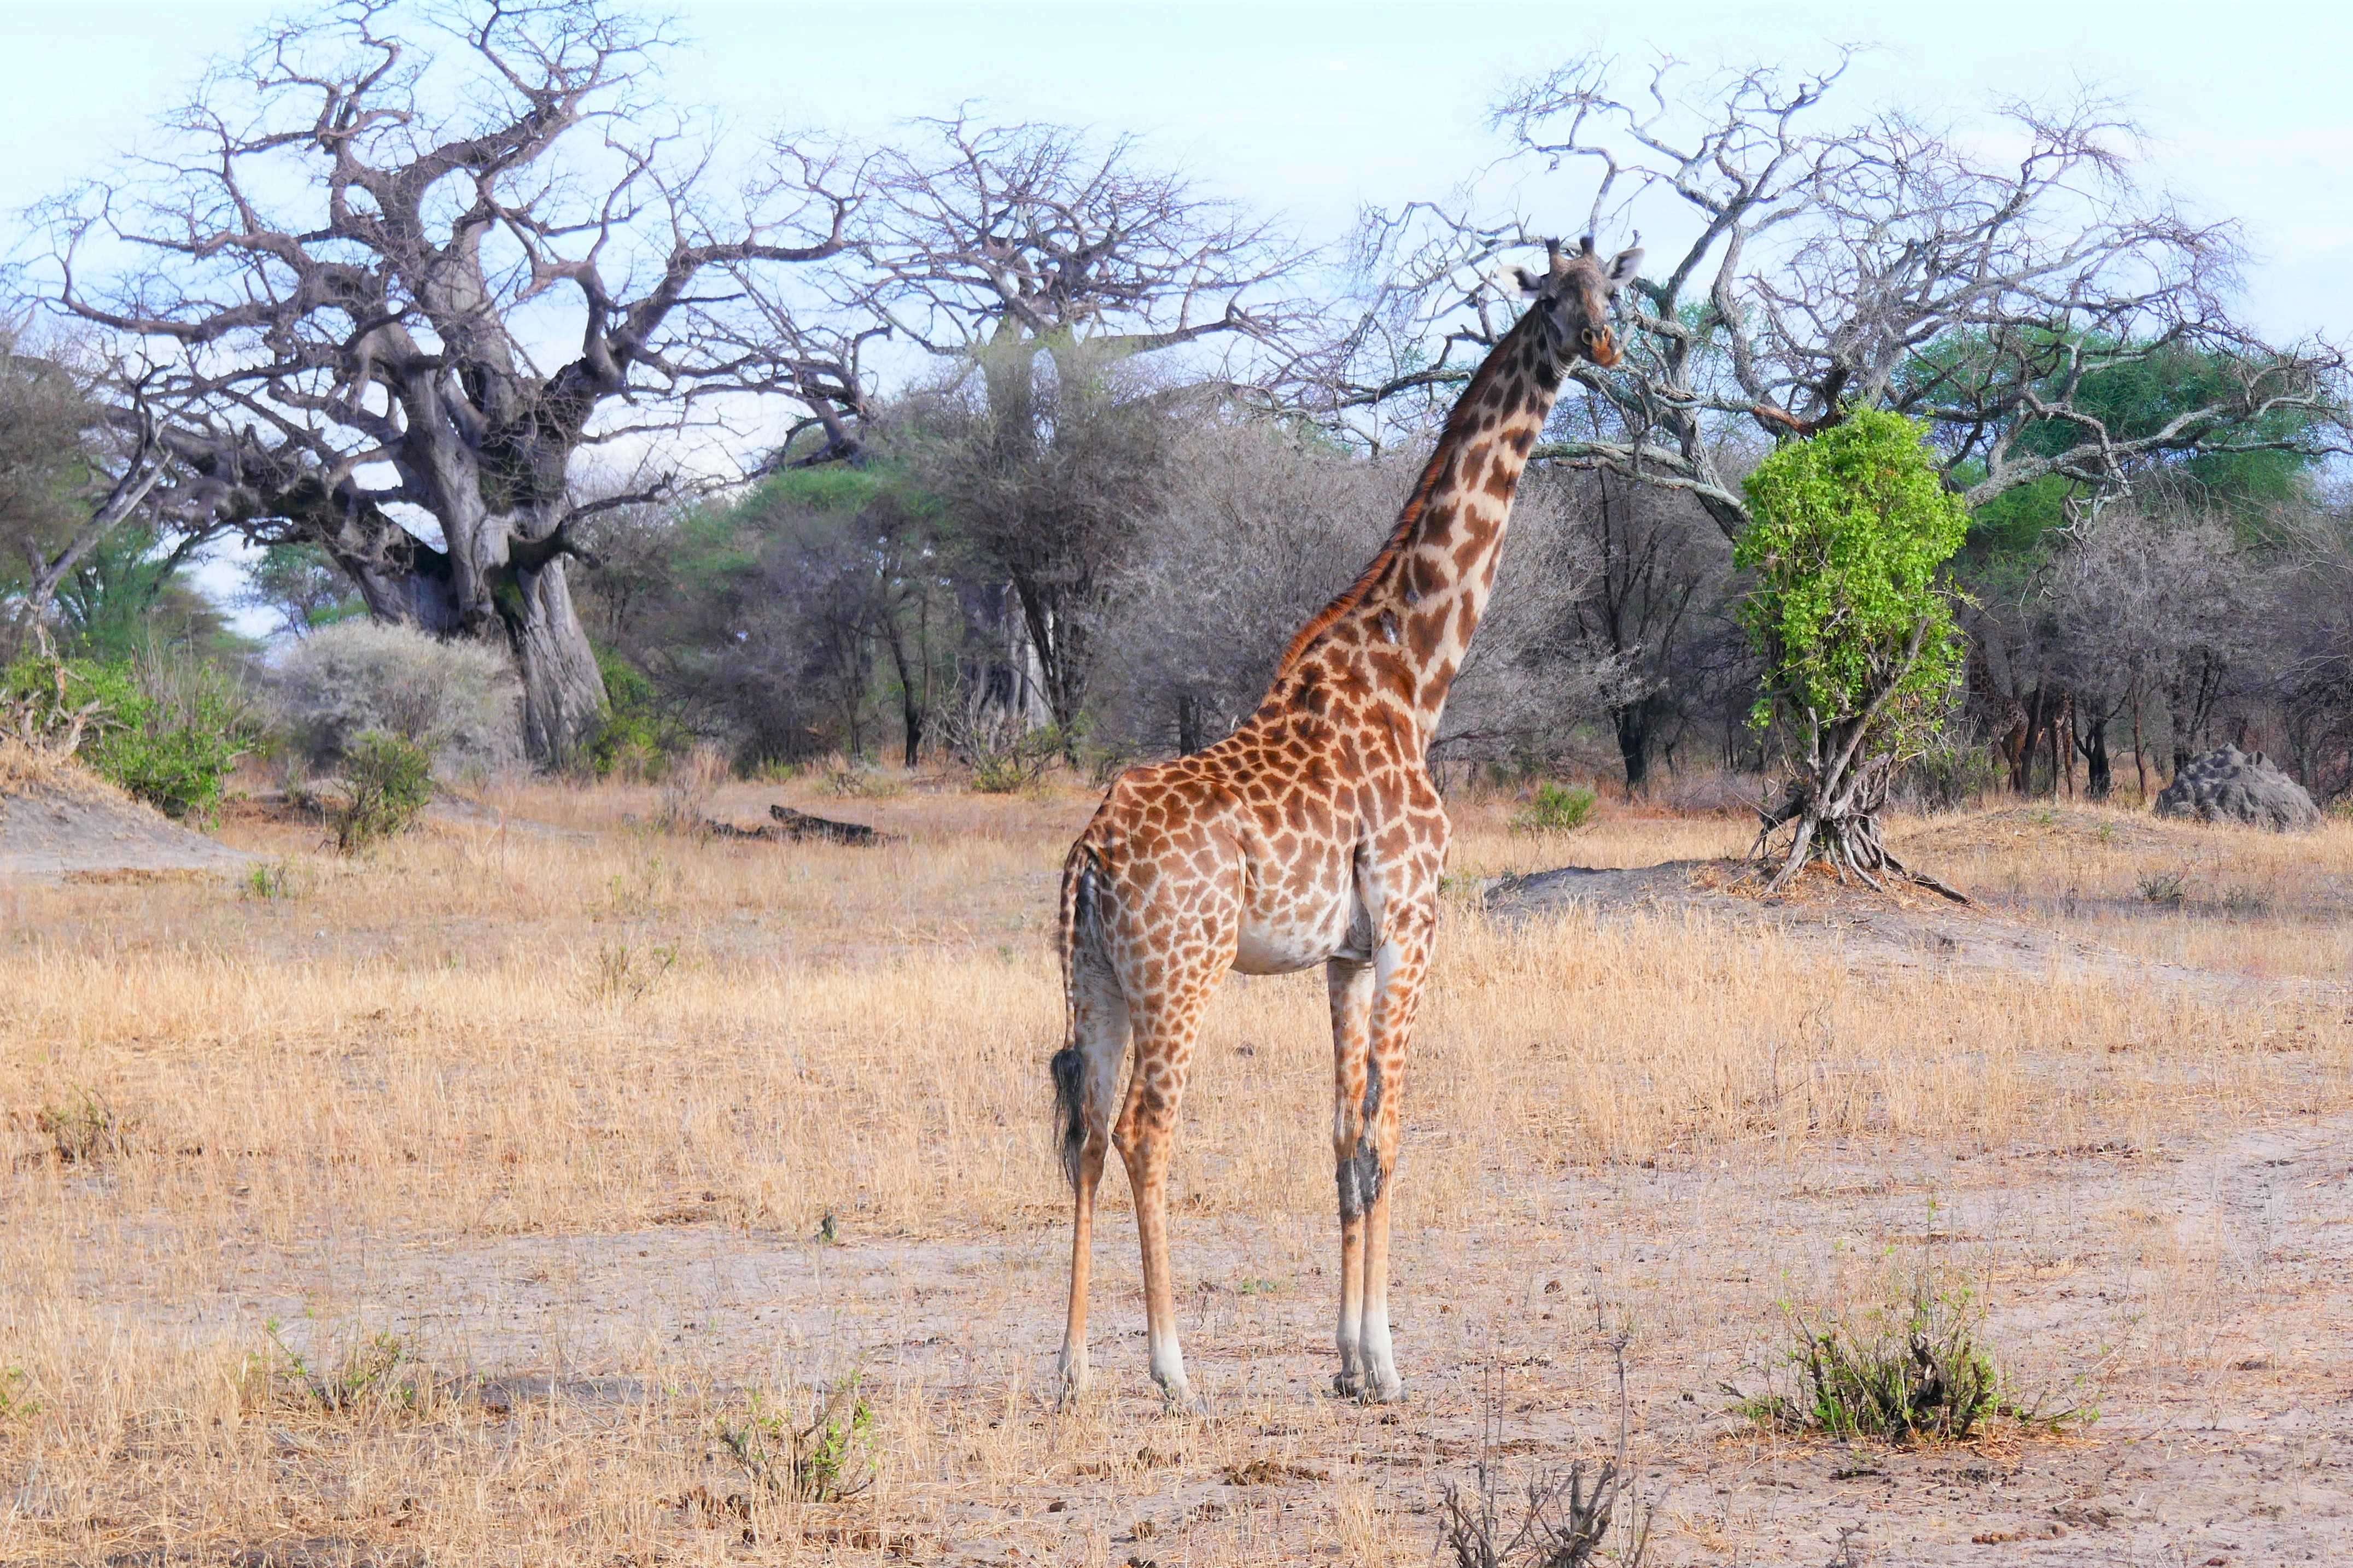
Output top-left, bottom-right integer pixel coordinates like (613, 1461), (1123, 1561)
(1331, 1371), (1363, 1399)
(1361, 1378), (1408, 1406)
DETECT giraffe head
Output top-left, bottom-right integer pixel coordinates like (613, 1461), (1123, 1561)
(1514, 236), (1643, 368)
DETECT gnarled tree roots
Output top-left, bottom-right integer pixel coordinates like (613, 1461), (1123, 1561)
(1752, 794), (1968, 904)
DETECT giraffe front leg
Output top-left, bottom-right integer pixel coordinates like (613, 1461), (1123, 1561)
(1327, 956), (1375, 1399)
(1356, 906), (1434, 1405)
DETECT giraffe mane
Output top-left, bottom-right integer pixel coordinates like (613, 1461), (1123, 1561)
(1272, 315), (1535, 680)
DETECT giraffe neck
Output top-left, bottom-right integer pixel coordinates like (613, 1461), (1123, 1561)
(1274, 309), (1570, 745)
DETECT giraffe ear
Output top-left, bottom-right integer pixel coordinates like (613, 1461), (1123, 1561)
(1605, 248), (1644, 293)
(1513, 266), (1545, 296)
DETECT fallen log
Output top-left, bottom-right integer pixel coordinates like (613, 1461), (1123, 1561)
(694, 803), (900, 847)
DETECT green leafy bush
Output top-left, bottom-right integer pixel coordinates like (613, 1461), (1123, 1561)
(719, 1377), (876, 1503)
(1730, 1276), (2001, 1443)
(1513, 781), (1597, 833)
(1, 648), (254, 821)
(330, 730), (434, 853)
(590, 646), (692, 779)
(1737, 409), (1969, 762)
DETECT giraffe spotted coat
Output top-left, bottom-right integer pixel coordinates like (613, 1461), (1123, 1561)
(1050, 237), (1644, 1407)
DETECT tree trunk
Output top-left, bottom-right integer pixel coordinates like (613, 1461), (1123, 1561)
(504, 560), (608, 769)
(1612, 699), (1654, 798)
(2130, 683), (2147, 803)
(1176, 692), (1206, 756)
(2081, 711), (2111, 800)
(880, 616), (925, 769)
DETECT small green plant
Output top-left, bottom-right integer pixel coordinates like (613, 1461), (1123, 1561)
(2138, 868), (2188, 907)
(31, 1091), (135, 1166)
(242, 859), (306, 900)
(1729, 1275), (1999, 1443)
(946, 704), (1061, 794)
(329, 730), (434, 853)
(719, 1378), (876, 1503)
(588, 942), (676, 1005)
(249, 1322), (424, 1414)
(0, 1367), (37, 1422)
(1513, 782), (1597, 833)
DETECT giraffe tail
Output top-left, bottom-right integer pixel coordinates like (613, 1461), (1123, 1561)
(1049, 842), (1101, 1190)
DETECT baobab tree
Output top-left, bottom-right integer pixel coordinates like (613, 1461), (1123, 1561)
(859, 114), (1309, 743)
(34, 0), (871, 763)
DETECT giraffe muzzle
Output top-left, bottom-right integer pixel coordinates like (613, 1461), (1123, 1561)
(1581, 327), (1622, 368)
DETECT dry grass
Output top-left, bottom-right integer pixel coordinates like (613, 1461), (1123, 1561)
(0, 740), (124, 803)
(2, 771), (2348, 1564)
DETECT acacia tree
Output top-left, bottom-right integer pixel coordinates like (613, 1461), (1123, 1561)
(36, 0), (870, 763)
(1741, 411), (1969, 894)
(0, 337), (179, 659)
(857, 115), (1308, 742)
(1319, 57), (2350, 536)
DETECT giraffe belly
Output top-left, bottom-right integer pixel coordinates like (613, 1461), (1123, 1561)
(1231, 891), (1356, 975)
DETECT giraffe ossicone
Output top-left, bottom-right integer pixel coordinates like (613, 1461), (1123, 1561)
(1049, 235), (1643, 1408)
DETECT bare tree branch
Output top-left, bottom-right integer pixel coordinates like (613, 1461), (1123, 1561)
(1314, 56), (2352, 531)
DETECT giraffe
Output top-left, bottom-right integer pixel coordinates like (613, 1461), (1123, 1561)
(1049, 235), (1643, 1407)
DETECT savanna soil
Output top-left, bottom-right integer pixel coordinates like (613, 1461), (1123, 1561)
(2, 774), (2348, 1565)
(0, 759), (253, 884)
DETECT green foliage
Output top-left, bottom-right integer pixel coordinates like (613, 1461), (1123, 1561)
(0, 1366), (36, 1423)
(952, 710), (1064, 793)
(1736, 410), (1969, 764)
(242, 859), (307, 901)
(330, 730), (434, 853)
(45, 522), (246, 662)
(1732, 1276), (2000, 1443)
(719, 1378), (876, 1503)
(242, 542), (362, 636)
(0, 648), (253, 821)
(250, 1321), (424, 1414)
(589, 646), (691, 779)
(32, 1089), (135, 1166)
(1512, 781), (1597, 832)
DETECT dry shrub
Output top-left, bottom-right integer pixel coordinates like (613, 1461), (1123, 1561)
(651, 744), (729, 832)
(272, 619), (522, 769)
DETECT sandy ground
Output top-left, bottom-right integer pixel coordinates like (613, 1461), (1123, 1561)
(0, 781), (254, 883)
(103, 1098), (2353, 1565)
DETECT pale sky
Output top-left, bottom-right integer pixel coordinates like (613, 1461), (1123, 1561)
(1, 0), (2346, 628)
(4, 0), (2347, 340)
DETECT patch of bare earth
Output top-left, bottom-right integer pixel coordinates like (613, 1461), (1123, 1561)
(0, 762), (252, 884)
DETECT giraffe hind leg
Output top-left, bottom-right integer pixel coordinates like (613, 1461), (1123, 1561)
(1116, 970), (1217, 1411)
(1054, 935), (1128, 1406)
